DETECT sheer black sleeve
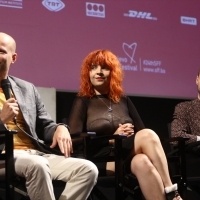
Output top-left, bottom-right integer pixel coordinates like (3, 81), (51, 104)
(126, 97), (145, 133)
(68, 97), (87, 135)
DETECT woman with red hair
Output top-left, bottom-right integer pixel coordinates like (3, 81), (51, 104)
(68, 49), (182, 200)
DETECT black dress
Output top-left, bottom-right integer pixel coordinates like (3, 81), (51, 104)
(68, 95), (145, 171)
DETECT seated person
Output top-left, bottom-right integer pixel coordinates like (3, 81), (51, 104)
(171, 70), (200, 155)
(0, 32), (98, 200)
(68, 49), (182, 200)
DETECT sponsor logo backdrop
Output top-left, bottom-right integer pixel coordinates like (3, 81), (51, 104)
(0, 0), (199, 98)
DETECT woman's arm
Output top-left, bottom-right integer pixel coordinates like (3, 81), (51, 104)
(126, 97), (145, 132)
(68, 97), (87, 134)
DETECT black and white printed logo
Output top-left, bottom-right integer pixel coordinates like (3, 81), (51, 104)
(0, 0), (23, 9)
(86, 2), (105, 18)
(181, 16), (197, 26)
(122, 42), (137, 64)
(124, 10), (157, 21)
(42, 0), (65, 12)
(118, 42), (164, 73)
(118, 42), (138, 71)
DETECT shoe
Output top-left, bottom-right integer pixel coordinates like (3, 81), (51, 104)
(165, 184), (182, 200)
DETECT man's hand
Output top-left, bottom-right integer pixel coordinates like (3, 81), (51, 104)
(0, 98), (19, 124)
(50, 125), (73, 157)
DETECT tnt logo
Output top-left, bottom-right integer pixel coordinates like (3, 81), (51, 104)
(42, 0), (65, 12)
(181, 16), (197, 26)
(124, 10), (157, 21)
(86, 2), (105, 18)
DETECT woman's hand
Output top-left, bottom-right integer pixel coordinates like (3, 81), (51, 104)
(109, 123), (134, 145)
(114, 123), (134, 136)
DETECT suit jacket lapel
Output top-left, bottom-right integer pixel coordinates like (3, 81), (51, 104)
(8, 77), (31, 128)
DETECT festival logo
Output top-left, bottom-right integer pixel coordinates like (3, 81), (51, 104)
(118, 42), (138, 71)
(86, 2), (105, 18)
(0, 0), (23, 9)
(42, 0), (65, 12)
(122, 42), (137, 64)
(118, 42), (164, 74)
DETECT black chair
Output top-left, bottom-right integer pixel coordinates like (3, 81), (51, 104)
(62, 114), (190, 200)
(82, 133), (127, 200)
(82, 131), (168, 200)
(0, 128), (18, 200)
(168, 123), (200, 199)
(121, 136), (189, 200)
(81, 132), (190, 200)
(161, 136), (189, 199)
(0, 126), (91, 200)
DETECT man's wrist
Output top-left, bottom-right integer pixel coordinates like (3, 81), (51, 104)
(57, 123), (70, 132)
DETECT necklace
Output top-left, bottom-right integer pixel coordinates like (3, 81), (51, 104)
(97, 96), (113, 112)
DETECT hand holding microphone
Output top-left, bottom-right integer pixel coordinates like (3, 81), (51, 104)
(0, 79), (19, 124)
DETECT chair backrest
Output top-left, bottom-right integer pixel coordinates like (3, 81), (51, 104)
(0, 128), (17, 200)
(0, 126), (71, 200)
(166, 123), (200, 199)
(83, 133), (132, 200)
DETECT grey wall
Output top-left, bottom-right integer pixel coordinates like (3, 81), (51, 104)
(37, 87), (56, 122)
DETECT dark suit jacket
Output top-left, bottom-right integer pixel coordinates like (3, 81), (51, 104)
(0, 75), (64, 153)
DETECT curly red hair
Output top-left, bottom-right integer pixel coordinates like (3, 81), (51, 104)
(78, 49), (124, 103)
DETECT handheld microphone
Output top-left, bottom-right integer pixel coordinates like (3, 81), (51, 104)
(1, 79), (17, 124)
(1, 79), (12, 100)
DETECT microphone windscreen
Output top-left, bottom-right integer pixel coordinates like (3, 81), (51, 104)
(1, 79), (11, 100)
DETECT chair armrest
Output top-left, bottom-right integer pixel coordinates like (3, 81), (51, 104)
(0, 129), (18, 135)
(161, 137), (189, 143)
(0, 129), (18, 153)
(82, 132), (127, 141)
(161, 137), (189, 156)
(82, 133), (127, 162)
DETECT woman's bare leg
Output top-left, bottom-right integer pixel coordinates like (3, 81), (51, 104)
(131, 154), (166, 200)
(133, 128), (182, 200)
(134, 129), (172, 187)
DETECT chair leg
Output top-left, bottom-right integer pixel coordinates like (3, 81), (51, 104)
(87, 195), (94, 200)
(90, 186), (109, 200)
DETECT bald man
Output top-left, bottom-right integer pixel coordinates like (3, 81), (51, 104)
(0, 32), (98, 200)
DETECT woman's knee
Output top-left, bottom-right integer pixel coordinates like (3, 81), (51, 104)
(131, 154), (154, 175)
(137, 128), (160, 144)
